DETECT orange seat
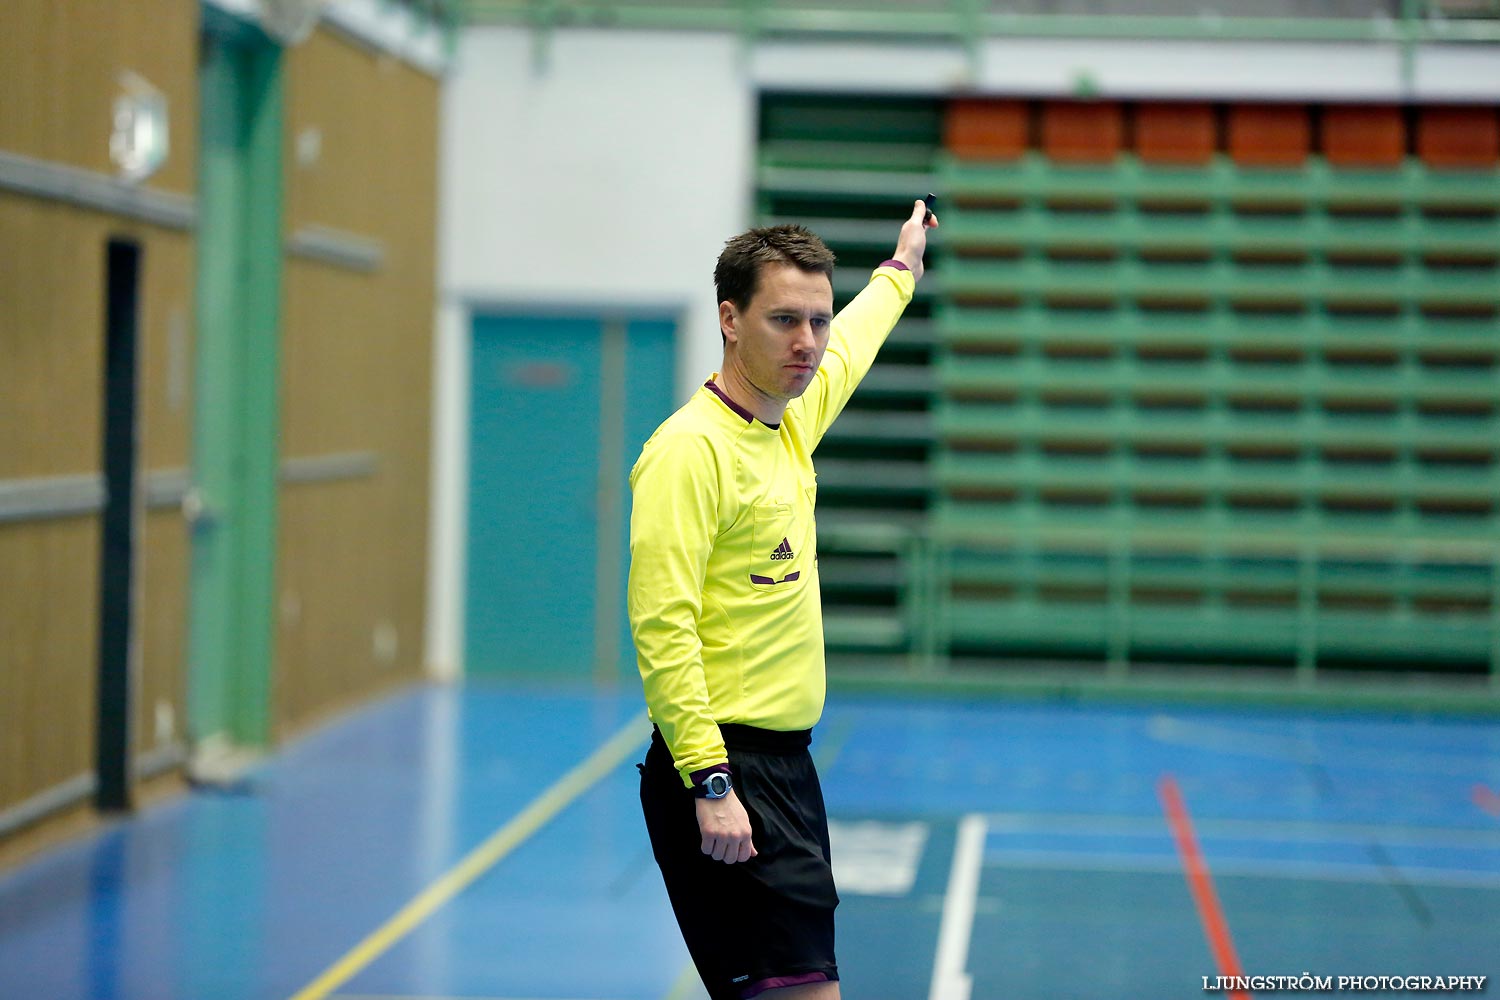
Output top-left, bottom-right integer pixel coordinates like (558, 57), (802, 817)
(945, 98), (1028, 161)
(1135, 102), (1216, 165)
(1417, 106), (1500, 169)
(1228, 105), (1310, 167)
(1323, 105), (1405, 168)
(1042, 101), (1123, 163)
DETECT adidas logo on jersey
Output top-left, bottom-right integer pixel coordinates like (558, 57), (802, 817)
(769, 537), (794, 561)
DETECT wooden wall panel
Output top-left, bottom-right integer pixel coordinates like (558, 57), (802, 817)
(274, 30), (437, 734)
(279, 263), (377, 457)
(1, 0), (197, 832)
(274, 480), (395, 730)
(117, 0), (200, 196)
(1, 201), (195, 815)
(0, 520), (99, 815)
(0, 199), (106, 480)
(377, 61), (439, 692)
(274, 261), (393, 732)
(134, 228), (194, 766)
(284, 30), (383, 236)
(0, 0), (198, 193)
(138, 230), (195, 471)
(137, 511), (189, 760)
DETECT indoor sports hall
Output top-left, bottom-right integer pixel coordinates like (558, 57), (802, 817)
(3, 3), (1499, 999)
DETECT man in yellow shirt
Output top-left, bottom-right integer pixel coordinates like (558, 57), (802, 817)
(629, 200), (935, 1000)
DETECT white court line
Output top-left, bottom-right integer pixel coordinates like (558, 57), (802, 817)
(928, 814), (988, 1000)
(1147, 715), (1499, 776)
(978, 848), (1500, 890)
(983, 810), (1500, 848)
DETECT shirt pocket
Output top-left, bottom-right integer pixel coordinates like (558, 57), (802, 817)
(750, 502), (802, 593)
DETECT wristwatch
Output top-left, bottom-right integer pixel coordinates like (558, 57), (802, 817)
(692, 772), (733, 799)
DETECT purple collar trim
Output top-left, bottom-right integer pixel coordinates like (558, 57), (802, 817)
(705, 379), (778, 430)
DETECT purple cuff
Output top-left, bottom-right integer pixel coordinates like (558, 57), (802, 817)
(878, 258), (910, 272)
(689, 763), (731, 787)
(742, 972), (833, 998)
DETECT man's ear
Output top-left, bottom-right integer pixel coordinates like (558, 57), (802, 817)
(718, 300), (738, 345)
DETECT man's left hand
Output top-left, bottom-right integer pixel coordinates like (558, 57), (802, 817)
(696, 789), (757, 865)
(892, 198), (939, 281)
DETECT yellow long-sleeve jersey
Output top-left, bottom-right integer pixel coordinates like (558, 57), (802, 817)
(627, 264), (915, 785)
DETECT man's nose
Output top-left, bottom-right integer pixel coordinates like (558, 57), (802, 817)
(792, 321), (817, 353)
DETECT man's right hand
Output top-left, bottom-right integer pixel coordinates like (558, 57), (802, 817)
(696, 789), (757, 864)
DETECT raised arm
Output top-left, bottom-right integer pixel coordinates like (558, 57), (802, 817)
(796, 199), (938, 446)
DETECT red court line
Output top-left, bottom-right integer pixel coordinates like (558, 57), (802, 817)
(1472, 783), (1500, 818)
(1159, 774), (1252, 1000)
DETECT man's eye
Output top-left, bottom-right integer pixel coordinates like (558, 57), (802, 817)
(812, 318), (830, 330)
(775, 316), (796, 325)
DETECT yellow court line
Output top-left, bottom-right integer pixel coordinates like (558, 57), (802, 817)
(662, 962), (707, 1000)
(290, 712), (651, 1000)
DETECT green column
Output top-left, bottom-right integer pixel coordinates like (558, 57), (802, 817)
(188, 25), (284, 749)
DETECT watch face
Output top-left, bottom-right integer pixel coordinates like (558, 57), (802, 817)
(707, 773), (730, 797)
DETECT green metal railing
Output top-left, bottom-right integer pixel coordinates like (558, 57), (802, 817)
(391, 0), (465, 57)
(464, 0), (1500, 80)
(464, 0), (1500, 42)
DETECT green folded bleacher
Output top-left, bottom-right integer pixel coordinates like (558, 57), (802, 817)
(933, 114), (1500, 682)
(757, 93), (945, 655)
(758, 93), (1500, 698)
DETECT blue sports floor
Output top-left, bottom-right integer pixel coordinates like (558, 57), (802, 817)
(2, 682), (1497, 999)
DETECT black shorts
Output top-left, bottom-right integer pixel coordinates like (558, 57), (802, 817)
(639, 724), (839, 1000)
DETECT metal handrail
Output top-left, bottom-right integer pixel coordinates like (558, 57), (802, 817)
(463, 1), (1500, 43)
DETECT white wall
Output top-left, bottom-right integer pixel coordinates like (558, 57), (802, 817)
(441, 27), (752, 398)
(427, 27), (754, 679)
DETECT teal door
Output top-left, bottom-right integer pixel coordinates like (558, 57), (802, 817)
(466, 314), (675, 680)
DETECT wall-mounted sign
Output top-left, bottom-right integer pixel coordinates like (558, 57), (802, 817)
(110, 72), (168, 184)
(507, 360), (576, 389)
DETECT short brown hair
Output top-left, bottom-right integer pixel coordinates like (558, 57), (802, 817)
(714, 224), (836, 310)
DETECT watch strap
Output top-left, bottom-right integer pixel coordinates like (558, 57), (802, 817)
(689, 763), (731, 786)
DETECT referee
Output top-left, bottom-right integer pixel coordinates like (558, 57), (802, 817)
(628, 200), (935, 1000)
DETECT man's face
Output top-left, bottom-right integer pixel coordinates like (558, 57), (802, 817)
(719, 263), (834, 403)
